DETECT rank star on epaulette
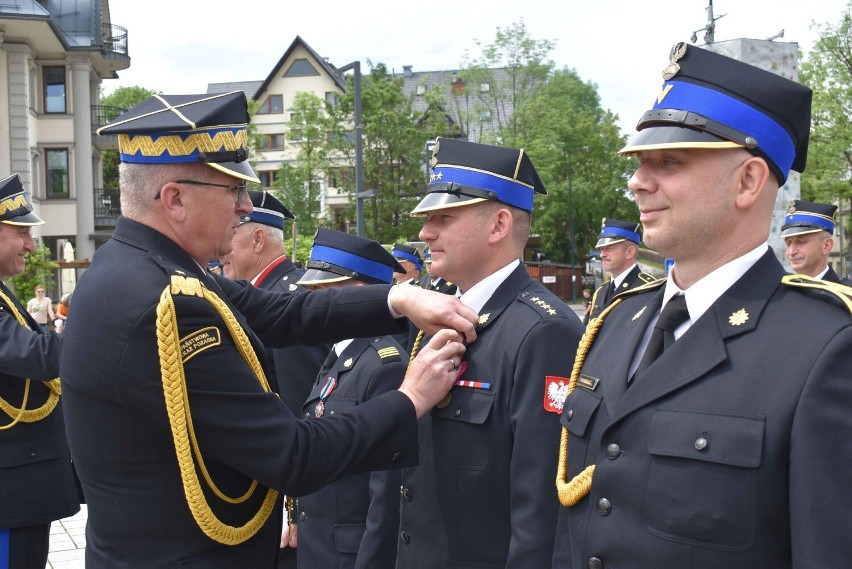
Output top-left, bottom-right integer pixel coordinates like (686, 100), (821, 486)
(547, 309), (556, 315)
(288, 284), (298, 291)
(530, 297), (540, 303)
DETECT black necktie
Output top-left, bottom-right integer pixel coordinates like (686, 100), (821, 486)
(633, 294), (690, 379)
(319, 349), (339, 375)
(602, 280), (615, 306)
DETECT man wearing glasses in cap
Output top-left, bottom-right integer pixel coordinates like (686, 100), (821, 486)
(59, 92), (476, 568)
(553, 42), (852, 568)
(0, 174), (80, 569)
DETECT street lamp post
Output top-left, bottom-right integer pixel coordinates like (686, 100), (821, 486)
(336, 61), (365, 237)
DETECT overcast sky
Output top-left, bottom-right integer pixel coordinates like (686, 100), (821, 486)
(105, 0), (849, 133)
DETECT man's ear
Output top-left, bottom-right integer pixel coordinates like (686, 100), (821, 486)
(252, 227), (265, 252)
(158, 182), (187, 222)
(735, 156), (773, 210)
(488, 207), (513, 245)
(823, 236), (835, 255)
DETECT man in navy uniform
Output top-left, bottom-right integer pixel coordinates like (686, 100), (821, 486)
(395, 138), (584, 568)
(0, 174), (80, 569)
(220, 190), (328, 416)
(290, 228), (408, 569)
(781, 199), (851, 284)
(59, 92), (476, 568)
(418, 248), (457, 295)
(587, 218), (655, 322)
(553, 43), (852, 569)
(391, 243), (423, 285)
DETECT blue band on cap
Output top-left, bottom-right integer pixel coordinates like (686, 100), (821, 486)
(431, 166), (534, 212)
(392, 250), (422, 269)
(600, 227), (641, 243)
(784, 213), (835, 233)
(244, 210), (284, 229)
(1, 528), (9, 569)
(310, 245), (394, 283)
(657, 81), (796, 175)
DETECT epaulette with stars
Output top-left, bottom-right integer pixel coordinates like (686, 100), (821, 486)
(782, 274), (852, 315)
(519, 293), (562, 317)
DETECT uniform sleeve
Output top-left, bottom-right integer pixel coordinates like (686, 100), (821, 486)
(117, 293), (418, 498)
(789, 323), (852, 568)
(356, 358), (407, 569)
(508, 316), (583, 568)
(0, 309), (61, 380)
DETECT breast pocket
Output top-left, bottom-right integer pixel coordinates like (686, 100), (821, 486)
(560, 387), (603, 474)
(431, 389), (495, 470)
(643, 408), (764, 550)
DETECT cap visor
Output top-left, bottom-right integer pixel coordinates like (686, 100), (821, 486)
(296, 269), (352, 286)
(595, 237), (627, 248)
(1, 211), (45, 226)
(780, 226), (825, 238)
(207, 161), (260, 184)
(619, 125), (743, 156)
(410, 192), (487, 215)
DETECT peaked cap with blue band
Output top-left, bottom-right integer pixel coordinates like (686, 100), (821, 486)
(780, 199), (837, 238)
(595, 218), (642, 248)
(298, 228), (405, 286)
(240, 190), (294, 229)
(619, 42), (812, 185)
(410, 138), (546, 214)
(97, 92), (260, 184)
(391, 243), (423, 270)
(0, 174), (43, 226)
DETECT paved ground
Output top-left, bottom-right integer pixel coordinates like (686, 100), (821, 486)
(48, 506), (86, 568)
(46, 302), (585, 567)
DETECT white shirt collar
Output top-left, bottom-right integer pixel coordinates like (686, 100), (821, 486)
(814, 265), (830, 280)
(334, 338), (355, 356)
(611, 264), (638, 289)
(663, 244), (767, 324)
(457, 259), (520, 314)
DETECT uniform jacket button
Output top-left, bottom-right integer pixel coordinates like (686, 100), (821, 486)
(392, 451), (402, 462)
(402, 488), (412, 501)
(299, 511), (306, 521)
(606, 443), (621, 460)
(588, 556), (603, 569)
(566, 409), (574, 420)
(596, 497), (612, 516)
(400, 531), (411, 543)
(694, 437), (708, 451)
(454, 408), (461, 417)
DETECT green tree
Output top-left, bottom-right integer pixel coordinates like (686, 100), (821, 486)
(99, 86), (157, 189)
(513, 68), (632, 264)
(7, 244), (59, 298)
(799, 3), (852, 272)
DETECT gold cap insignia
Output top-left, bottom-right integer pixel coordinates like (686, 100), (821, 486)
(343, 357), (354, 369)
(662, 41), (688, 81)
(600, 217), (607, 229)
(430, 139), (441, 168)
(728, 308), (749, 326)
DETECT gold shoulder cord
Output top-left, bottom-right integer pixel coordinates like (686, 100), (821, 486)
(408, 329), (425, 364)
(156, 278), (278, 545)
(781, 274), (852, 314)
(0, 288), (61, 430)
(555, 298), (623, 507)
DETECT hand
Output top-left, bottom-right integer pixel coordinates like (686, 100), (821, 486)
(399, 329), (466, 417)
(280, 522), (297, 549)
(389, 285), (478, 344)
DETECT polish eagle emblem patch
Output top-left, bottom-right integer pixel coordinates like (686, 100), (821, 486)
(544, 376), (570, 414)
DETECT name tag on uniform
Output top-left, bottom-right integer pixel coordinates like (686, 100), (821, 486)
(577, 374), (600, 391)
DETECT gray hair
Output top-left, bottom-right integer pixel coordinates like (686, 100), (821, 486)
(118, 162), (212, 219)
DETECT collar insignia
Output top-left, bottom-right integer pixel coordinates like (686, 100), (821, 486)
(728, 308), (749, 326)
(478, 313), (490, 325)
(343, 357), (354, 369)
(289, 284), (298, 291)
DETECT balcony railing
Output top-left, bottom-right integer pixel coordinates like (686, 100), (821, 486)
(94, 188), (121, 227)
(91, 105), (127, 134)
(102, 23), (128, 57)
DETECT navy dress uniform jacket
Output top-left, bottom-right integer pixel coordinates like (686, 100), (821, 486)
(253, 257), (330, 415)
(588, 265), (655, 321)
(395, 264), (584, 569)
(59, 218), (419, 569)
(297, 336), (407, 569)
(0, 282), (79, 529)
(553, 249), (852, 569)
(822, 265), (852, 286)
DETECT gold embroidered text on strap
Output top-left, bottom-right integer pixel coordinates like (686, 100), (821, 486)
(156, 278), (278, 545)
(0, 288), (61, 430)
(555, 298), (623, 507)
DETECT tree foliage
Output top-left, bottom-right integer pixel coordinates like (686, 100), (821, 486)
(99, 86), (157, 189)
(800, 4), (852, 225)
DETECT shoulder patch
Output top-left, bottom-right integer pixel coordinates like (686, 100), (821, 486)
(519, 294), (562, 317)
(782, 274), (852, 314)
(370, 337), (404, 363)
(170, 274), (205, 297)
(637, 272), (658, 284)
(180, 326), (222, 363)
(615, 277), (665, 299)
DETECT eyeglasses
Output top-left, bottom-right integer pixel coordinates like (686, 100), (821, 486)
(156, 179), (249, 205)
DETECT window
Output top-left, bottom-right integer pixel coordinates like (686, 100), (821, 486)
(257, 94), (283, 114)
(46, 149), (70, 198)
(284, 59), (319, 77)
(416, 85), (426, 96)
(327, 167), (353, 188)
(43, 66), (66, 113)
(325, 91), (338, 108)
(480, 83), (490, 93)
(259, 171), (278, 188)
(258, 134), (285, 150)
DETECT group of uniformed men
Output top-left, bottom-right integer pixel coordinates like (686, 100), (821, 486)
(1, 40), (851, 569)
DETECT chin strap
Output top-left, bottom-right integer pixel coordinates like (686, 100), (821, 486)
(555, 298), (623, 507)
(156, 275), (278, 545)
(0, 288), (60, 430)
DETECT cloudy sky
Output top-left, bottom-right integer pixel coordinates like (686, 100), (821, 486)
(105, 0), (848, 133)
